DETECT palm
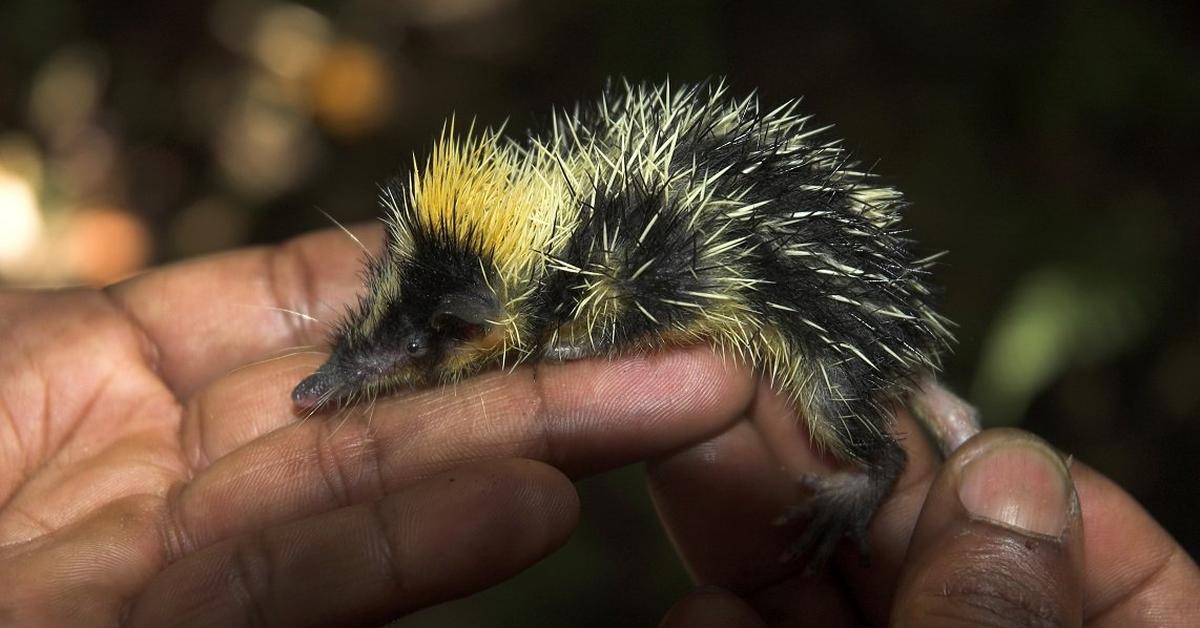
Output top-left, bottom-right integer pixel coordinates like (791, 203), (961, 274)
(0, 288), (184, 603)
(0, 230), (365, 624)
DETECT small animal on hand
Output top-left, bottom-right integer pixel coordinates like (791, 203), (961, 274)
(293, 80), (959, 571)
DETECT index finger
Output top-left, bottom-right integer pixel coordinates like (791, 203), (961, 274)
(107, 225), (383, 398)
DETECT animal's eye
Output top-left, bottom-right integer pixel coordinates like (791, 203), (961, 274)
(405, 338), (428, 358)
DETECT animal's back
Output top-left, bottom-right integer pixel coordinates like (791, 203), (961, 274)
(531, 81), (950, 462)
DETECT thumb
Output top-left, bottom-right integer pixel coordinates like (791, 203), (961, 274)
(891, 428), (1084, 628)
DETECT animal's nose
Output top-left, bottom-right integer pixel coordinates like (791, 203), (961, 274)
(292, 371), (337, 413)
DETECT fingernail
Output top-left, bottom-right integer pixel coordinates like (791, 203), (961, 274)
(957, 439), (1073, 537)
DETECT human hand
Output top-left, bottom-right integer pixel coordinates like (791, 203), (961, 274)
(8, 222), (1194, 628)
(0, 225), (759, 627)
(652, 392), (1200, 627)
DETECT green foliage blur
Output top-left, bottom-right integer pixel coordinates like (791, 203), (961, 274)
(1, 0), (1197, 625)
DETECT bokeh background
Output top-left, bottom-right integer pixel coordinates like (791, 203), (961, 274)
(1, 0), (1197, 625)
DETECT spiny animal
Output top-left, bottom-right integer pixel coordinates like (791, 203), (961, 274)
(293, 80), (956, 569)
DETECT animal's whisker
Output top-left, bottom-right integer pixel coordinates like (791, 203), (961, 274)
(231, 303), (327, 325)
(225, 347), (325, 377)
(318, 207), (371, 256)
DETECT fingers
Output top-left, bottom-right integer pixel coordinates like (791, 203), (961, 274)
(890, 429), (1084, 627)
(658, 588), (766, 628)
(170, 344), (755, 553)
(107, 224), (383, 398)
(127, 459), (578, 628)
(893, 429), (1200, 627)
(179, 352), (320, 469)
(647, 416), (865, 625)
(1071, 463), (1200, 627)
(648, 417), (803, 588)
(647, 384), (938, 595)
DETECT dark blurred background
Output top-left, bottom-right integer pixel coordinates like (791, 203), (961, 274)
(1, 0), (1197, 625)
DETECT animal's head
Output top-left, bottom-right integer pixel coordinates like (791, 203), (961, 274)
(292, 127), (565, 411)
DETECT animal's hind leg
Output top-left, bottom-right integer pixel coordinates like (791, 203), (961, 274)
(777, 379), (981, 573)
(777, 439), (906, 574)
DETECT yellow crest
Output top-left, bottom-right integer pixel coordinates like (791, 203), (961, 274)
(403, 123), (568, 283)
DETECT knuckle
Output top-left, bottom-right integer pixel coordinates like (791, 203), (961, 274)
(313, 417), (384, 506)
(160, 483), (198, 562)
(365, 499), (409, 596)
(929, 574), (1064, 627)
(312, 421), (356, 507)
(266, 242), (321, 347)
(906, 539), (1075, 628)
(225, 532), (275, 628)
(525, 364), (558, 463)
(179, 394), (211, 471)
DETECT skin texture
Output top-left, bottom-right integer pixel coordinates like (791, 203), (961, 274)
(0, 224), (1195, 627)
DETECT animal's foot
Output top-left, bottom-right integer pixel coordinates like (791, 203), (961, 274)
(775, 471), (881, 574)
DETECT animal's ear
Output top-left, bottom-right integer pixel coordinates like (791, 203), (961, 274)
(430, 291), (502, 339)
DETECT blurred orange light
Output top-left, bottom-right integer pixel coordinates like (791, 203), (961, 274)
(64, 207), (151, 285)
(309, 41), (392, 138)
